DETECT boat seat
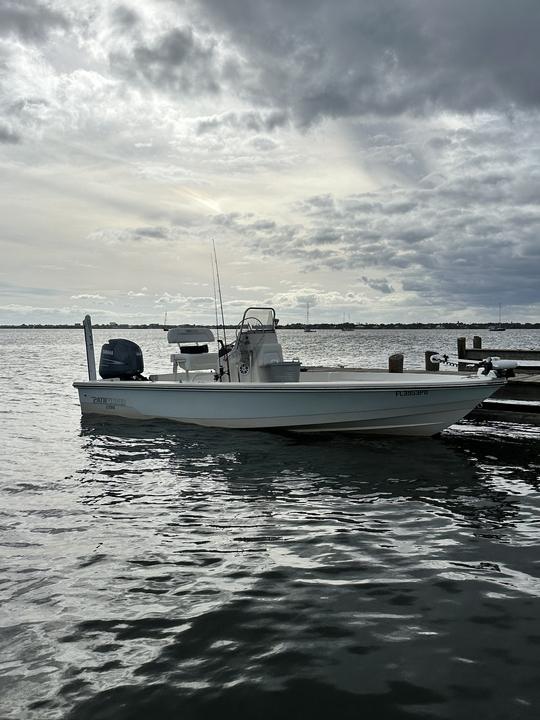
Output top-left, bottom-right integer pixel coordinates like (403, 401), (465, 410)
(171, 352), (219, 374)
(167, 327), (214, 344)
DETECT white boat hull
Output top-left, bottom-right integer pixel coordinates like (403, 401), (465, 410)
(74, 373), (504, 436)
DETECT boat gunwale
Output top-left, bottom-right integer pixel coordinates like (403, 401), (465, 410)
(73, 377), (505, 392)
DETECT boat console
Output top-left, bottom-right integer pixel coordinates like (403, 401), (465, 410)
(148, 307), (300, 383)
(224, 307), (301, 383)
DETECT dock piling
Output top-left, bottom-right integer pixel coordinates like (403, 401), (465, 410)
(388, 353), (404, 373)
(424, 351), (440, 371)
(457, 337), (467, 371)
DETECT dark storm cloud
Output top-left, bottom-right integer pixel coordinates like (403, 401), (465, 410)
(194, 0), (540, 125)
(110, 27), (224, 95)
(0, 0), (68, 42)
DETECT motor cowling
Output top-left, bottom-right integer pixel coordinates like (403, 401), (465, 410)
(99, 338), (144, 380)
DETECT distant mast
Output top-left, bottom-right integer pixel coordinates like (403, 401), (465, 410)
(304, 301), (315, 332)
(489, 303), (506, 331)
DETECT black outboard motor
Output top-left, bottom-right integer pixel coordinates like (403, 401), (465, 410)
(99, 339), (145, 380)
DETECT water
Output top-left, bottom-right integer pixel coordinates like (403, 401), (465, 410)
(1, 328), (540, 719)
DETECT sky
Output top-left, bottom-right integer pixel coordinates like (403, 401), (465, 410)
(1, 0), (539, 325)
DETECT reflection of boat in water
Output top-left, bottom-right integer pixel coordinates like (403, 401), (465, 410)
(74, 306), (506, 437)
(78, 417), (529, 533)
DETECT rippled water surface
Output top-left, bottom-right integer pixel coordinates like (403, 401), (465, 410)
(1, 328), (540, 719)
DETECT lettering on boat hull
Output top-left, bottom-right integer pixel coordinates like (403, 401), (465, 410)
(395, 390), (429, 397)
(91, 396), (126, 410)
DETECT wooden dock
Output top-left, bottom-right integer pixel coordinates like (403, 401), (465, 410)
(455, 336), (540, 424)
(466, 374), (540, 425)
(457, 336), (540, 373)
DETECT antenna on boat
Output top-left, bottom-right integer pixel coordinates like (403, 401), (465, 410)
(212, 239), (231, 379)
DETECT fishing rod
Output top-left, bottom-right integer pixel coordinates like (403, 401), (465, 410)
(210, 245), (222, 379)
(212, 239), (231, 380)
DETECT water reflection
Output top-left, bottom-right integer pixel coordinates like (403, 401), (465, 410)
(77, 417), (538, 540)
(52, 418), (540, 720)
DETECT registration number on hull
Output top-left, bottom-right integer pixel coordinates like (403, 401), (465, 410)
(395, 390), (429, 397)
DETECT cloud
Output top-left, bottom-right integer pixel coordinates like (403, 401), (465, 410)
(269, 287), (368, 311)
(0, 123), (21, 143)
(1, 1), (539, 324)
(155, 292), (215, 308)
(361, 276), (395, 294)
(233, 285), (271, 292)
(133, 226), (168, 240)
(111, 4), (140, 31)
(0, 0), (68, 43)
(213, 114), (540, 309)
(88, 226), (175, 245)
(196, 110), (288, 135)
(71, 293), (106, 300)
(109, 26), (225, 95)
(0, 281), (62, 296)
(195, 0), (540, 126)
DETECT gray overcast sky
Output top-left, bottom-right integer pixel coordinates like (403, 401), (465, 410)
(1, 0), (539, 324)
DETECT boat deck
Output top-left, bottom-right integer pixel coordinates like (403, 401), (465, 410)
(303, 367), (540, 425)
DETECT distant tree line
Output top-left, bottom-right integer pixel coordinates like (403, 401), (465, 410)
(2, 322), (540, 330)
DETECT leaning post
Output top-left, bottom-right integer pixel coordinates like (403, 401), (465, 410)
(473, 336), (482, 349)
(83, 314), (97, 380)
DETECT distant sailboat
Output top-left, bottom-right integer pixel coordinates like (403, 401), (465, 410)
(489, 304), (506, 332)
(304, 301), (316, 332)
(340, 312), (355, 330)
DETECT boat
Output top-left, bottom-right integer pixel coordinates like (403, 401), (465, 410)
(489, 304), (506, 332)
(74, 307), (509, 436)
(304, 301), (316, 332)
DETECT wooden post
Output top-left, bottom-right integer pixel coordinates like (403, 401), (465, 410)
(473, 336), (482, 349)
(457, 337), (467, 372)
(388, 353), (404, 373)
(424, 351), (440, 371)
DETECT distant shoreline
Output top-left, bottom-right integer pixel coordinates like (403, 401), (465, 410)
(2, 323), (540, 330)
